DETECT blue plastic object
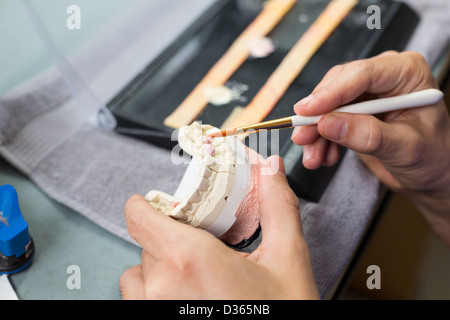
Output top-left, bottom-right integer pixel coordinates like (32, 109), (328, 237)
(0, 185), (35, 274)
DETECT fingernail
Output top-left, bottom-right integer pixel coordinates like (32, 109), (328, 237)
(270, 156), (285, 174)
(302, 145), (314, 164)
(323, 115), (347, 140)
(290, 126), (302, 140)
(261, 156), (285, 176)
(293, 95), (313, 112)
(270, 159), (279, 174)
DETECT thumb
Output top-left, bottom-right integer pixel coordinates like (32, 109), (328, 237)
(255, 156), (318, 295)
(256, 156), (308, 261)
(317, 112), (406, 159)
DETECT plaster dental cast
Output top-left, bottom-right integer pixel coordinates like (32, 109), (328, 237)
(145, 121), (262, 246)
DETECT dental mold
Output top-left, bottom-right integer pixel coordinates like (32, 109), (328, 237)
(145, 122), (259, 245)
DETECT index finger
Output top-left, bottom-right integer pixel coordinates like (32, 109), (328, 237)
(124, 194), (195, 258)
(293, 51), (435, 116)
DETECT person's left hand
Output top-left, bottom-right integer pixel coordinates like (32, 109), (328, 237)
(119, 156), (319, 300)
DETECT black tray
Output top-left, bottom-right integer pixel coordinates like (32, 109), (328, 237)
(108, 0), (419, 202)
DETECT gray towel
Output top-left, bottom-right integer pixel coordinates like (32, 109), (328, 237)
(1, 0), (448, 299)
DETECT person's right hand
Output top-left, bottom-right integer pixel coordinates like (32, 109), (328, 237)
(291, 51), (450, 245)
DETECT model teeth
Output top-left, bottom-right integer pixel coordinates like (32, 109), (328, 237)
(202, 136), (212, 144)
(182, 202), (193, 212)
(202, 155), (216, 167)
(201, 144), (215, 156)
(197, 177), (210, 192)
(187, 190), (202, 203)
(202, 166), (213, 178)
(145, 121), (240, 231)
(171, 208), (188, 221)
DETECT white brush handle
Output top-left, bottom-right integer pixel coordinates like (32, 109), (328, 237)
(290, 89), (444, 127)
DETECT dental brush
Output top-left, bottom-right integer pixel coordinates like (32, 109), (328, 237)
(207, 89), (444, 138)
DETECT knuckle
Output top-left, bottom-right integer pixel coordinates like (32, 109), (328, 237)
(401, 51), (436, 88)
(347, 58), (373, 76)
(404, 52), (423, 69)
(364, 119), (384, 154)
(405, 130), (426, 160)
(379, 50), (399, 57)
(403, 51), (426, 63)
(170, 250), (197, 274)
(349, 59), (374, 88)
(401, 51), (428, 73)
(318, 65), (344, 86)
(327, 64), (345, 76)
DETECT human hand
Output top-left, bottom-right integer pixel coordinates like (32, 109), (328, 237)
(291, 51), (450, 244)
(119, 156), (319, 300)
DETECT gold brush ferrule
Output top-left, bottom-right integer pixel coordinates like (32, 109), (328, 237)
(235, 116), (293, 133)
(207, 117), (294, 138)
